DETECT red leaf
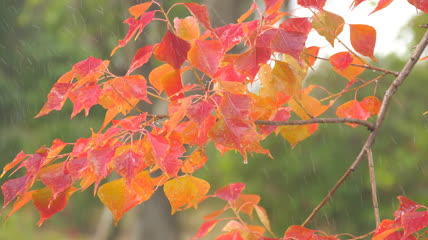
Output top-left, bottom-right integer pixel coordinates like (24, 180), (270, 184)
(113, 150), (146, 185)
(329, 52), (354, 71)
(128, 1), (153, 18)
(284, 225), (316, 240)
(88, 147), (115, 190)
(264, 0), (285, 14)
(123, 75), (151, 103)
(184, 3), (212, 30)
(216, 231), (244, 240)
(192, 220), (219, 240)
(350, 24), (377, 61)
(186, 100), (215, 125)
(72, 56), (103, 78)
(154, 30), (191, 69)
(35, 83), (72, 118)
(407, 0), (428, 14)
(215, 64), (246, 83)
(336, 100), (370, 127)
(1, 175), (31, 208)
(259, 108), (291, 135)
(112, 113), (147, 131)
(32, 187), (76, 226)
(351, 0), (367, 9)
(39, 163), (72, 199)
(216, 183), (246, 202)
(127, 44), (156, 75)
(147, 133), (183, 177)
(235, 47), (272, 79)
(271, 28), (308, 62)
(188, 40), (223, 76)
(148, 64), (183, 99)
(370, 0), (394, 14)
(403, 211), (428, 237)
(214, 24), (245, 51)
(394, 196), (423, 220)
(68, 84), (102, 118)
(111, 11), (155, 56)
(280, 17), (312, 34)
(298, 0), (327, 9)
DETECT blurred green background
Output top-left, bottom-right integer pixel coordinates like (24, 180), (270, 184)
(1, 0), (427, 239)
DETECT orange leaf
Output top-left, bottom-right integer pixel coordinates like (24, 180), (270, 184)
(233, 194), (260, 217)
(182, 150), (208, 174)
(280, 124), (318, 147)
(264, 0), (285, 15)
(336, 100), (370, 127)
(284, 225), (316, 239)
(148, 64), (183, 99)
(128, 2), (152, 18)
(32, 187), (77, 226)
(304, 46), (320, 66)
(329, 51), (353, 71)
(312, 10), (344, 47)
(188, 40), (223, 76)
(6, 190), (35, 221)
(97, 172), (154, 225)
(1, 151), (28, 178)
(331, 53), (366, 81)
(163, 175), (210, 214)
(35, 83), (73, 118)
(216, 183), (245, 202)
(360, 96), (381, 116)
(350, 24), (377, 61)
(154, 30), (190, 69)
(174, 16), (200, 41)
(237, 2), (257, 23)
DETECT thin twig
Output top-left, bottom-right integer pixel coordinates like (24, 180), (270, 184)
(310, 55), (399, 76)
(255, 118), (374, 131)
(366, 148), (380, 226)
(301, 28), (428, 227)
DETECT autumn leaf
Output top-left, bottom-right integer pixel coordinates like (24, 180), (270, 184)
(188, 40), (223, 76)
(264, 0), (285, 15)
(233, 194), (261, 217)
(127, 44), (156, 75)
(402, 211), (428, 237)
(216, 231), (244, 240)
(255, 205), (273, 235)
(360, 96), (381, 116)
(183, 3), (212, 30)
(182, 150), (208, 174)
(1, 175), (31, 208)
(192, 220), (220, 240)
(35, 83), (73, 118)
(237, 2), (257, 23)
(280, 124), (318, 147)
(68, 84), (102, 118)
(350, 24), (377, 61)
(216, 183), (246, 202)
(39, 163), (72, 200)
(111, 11), (155, 55)
(88, 146), (115, 191)
(336, 100), (371, 127)
(97, 172), (154, 224)
(284, 225), (316, 239)
(148, 64), (183, 99)
(128, 1), (153, 18)
(154, 30), (191, 69)
(113, 150), (146, 185)
(234, 47), (272, 79)
(312, 10), (345, 47)
(174, 16), (200, 41)
(1, 151), (28, 178)
(330, 52), (366, 81)
(298, 0), (327, 9)
(32, 187), (77, 226)
(164, 175), (210, 214)
(214, 24), (245, 51)
(407, 0), (428, 14)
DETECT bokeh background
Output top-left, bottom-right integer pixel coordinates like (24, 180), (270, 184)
(1, 0), (427, 239)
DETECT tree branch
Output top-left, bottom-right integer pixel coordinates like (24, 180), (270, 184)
(301, 28), (428, 227)
(367, 148), (380, 226)
(310, 55), (399, 76)
(255, 118), (374, 130)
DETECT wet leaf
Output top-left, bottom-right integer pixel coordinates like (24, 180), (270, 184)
(184, 3), (212, 30)
(216, 183), (245, 202)
(154, 30), (191, 69)
(188, 40), (223, 76)
(174, 16), (200, 41)
(128, 1), (153, 18)
(407, 0), (428, 14)
(298, 0), (327, 9)
(127, 44), (156, 75)
(164, 175), (210, 214)
(192, 220), (220, 240)
(350, 24), (377, 61)
(336, 100), (370, 127)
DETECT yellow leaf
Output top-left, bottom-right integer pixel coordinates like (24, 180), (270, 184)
(164, 175), (210, 214)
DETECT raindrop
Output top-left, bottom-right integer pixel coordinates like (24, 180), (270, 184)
(243, 159), (248, 164)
